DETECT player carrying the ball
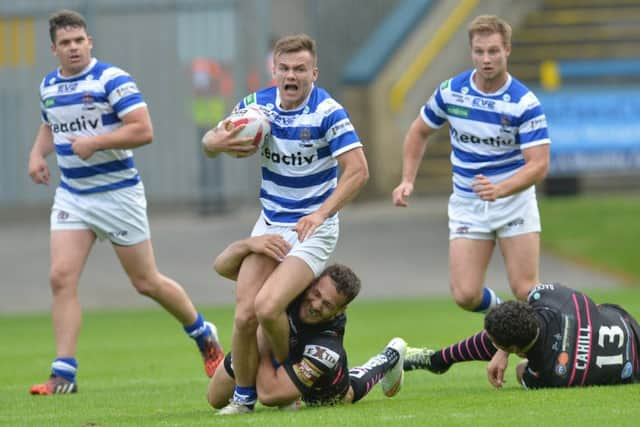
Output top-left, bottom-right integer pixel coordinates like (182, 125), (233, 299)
(207, 235), (406, 413)
(202, 34), (369, 414)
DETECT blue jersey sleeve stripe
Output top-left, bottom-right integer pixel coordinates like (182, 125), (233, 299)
(424, 107), (446, 126)
(101, 113), (121, 126)
(59, 176), (140, 194)
(520, 105), (544, 123)
(261, 166), (338, 188)
(453, 158), (525, 178)
(42, 71), (57, 87)
(260, 187), (333, 209)
(329, 132), (359, 153)
(452, 146), (522, 163)
(321, 108), (350, 127)
(104, 75), (135, 96)
(520, 127), (550, 145)
(434, 89), (447, 111)
(41, 111), (48, 123)
(60, 157), (135, 179)
(54, 143), (74, 156)
(113, 94), (145, 114)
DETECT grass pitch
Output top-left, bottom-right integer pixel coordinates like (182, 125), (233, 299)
(2, 291), (640, 426)
(2, 193), (640, 425)
(539, 194), (640, 284)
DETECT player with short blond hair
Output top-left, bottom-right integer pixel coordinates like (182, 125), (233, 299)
(392, 14), (551, 313)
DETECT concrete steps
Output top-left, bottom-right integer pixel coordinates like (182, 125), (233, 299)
(510, 0), (640, 84)
(415, 0), (640, 195)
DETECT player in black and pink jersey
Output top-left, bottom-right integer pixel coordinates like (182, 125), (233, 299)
(207, 235), (406, 414)
(404, 283), (640, 389)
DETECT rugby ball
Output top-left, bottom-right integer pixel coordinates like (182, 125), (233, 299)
(224, 106), (270, 157)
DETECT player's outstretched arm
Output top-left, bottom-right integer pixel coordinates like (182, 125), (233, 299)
(28, 124), (54, 185)
(392, 116), (435, 207)
(487, 349), (510, 388)
(214, 235), (291, 280)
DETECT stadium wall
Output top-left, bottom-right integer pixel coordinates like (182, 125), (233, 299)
(0, 0), (267, 214)
(0, 0), (409, 215)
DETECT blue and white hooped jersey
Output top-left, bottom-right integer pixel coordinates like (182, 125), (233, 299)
(421, 69), (551, 198)
(40, 58), (146, 194)
(236, 85), (362, 225)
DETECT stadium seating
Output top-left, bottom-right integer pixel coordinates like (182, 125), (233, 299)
(414, 0), (640, 195)
(510, 0), (640, 86)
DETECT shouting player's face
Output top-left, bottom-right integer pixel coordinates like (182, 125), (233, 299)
(272, 49), (318, 110)
(470, 32), (510, 91)
(299, 275), (347, 324)
(51, 26), (93, 77)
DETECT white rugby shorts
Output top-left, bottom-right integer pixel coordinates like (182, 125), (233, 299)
(448, 186), (541, 240)
(251, 212), (339, 277)
(50, 183), (150, 246)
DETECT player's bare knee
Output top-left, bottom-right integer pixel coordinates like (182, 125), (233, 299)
(130, 275), (158, 297)
(255, 387), (279, 407)
(49, 266), (77, 294)
(455, 299), (479, 311)
(207, 386), (227, 409)
(234, 309), (258, 334)
(451, 287), (481, 311)
(257, 396), (279, 407)
(512, 284), (532, 301)
(254, 298), (280, 326)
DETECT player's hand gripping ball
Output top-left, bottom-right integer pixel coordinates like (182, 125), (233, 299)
(224, 106), (271, 157)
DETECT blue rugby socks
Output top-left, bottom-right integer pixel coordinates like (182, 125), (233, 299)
(232, 385), (257, 408)
(473, 287), (502, 313)
(51, 357), (78, 382)
(183, 312), (212, 349)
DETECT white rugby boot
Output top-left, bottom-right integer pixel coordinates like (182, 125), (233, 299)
(380, 337), (407, 397)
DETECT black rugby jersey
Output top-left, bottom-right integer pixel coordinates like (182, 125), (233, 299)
(282, 295), (350, 406)
(522, 284), (640, 388)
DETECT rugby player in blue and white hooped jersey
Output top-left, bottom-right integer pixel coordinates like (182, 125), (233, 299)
(393, 15), (551, 313)
(202, 33), (369, 414)
(28, 9), (224, 396)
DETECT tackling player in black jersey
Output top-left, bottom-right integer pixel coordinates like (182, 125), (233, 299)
(207, 235), (406, 414)
(404, 283), (640, 389)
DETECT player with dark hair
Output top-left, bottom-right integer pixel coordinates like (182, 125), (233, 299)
(404, 283), (640, 389)
(28, 9), (223, 395)
(208, 236), (406, 414)
(202, 33), (368, 413)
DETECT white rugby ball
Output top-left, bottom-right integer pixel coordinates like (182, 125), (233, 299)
(224, 106), (271, 157)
